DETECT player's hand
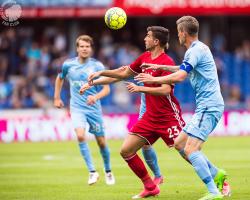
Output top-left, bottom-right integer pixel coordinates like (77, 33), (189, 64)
(54, 98), (64, 108)
(79, 83), (91, 95)
(86, 95), (97, 105)
(126, 82), (141, 93)
(88, 71), (101, 85)
(134, 73), (155, 84)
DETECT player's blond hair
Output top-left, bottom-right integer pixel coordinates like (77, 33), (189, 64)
(76, 35), (94, 47)
(176, 16), (199, 36)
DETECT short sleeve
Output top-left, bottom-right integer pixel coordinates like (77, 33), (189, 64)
(129, 53), (145, 74)
(183, 48), (200, 68)
(59, 61), (70, 79)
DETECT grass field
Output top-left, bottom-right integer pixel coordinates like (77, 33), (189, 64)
(0, 137), (250, 200)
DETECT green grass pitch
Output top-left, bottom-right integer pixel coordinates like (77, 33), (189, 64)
(0, 136), (250, 200)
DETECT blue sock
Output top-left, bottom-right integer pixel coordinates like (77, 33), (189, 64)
(100, 146), (111, 172)
(201, 153), (218, 178)
(78, 142), (95, 172)
(142, 146), (161, 178)
(188, 151), (220, 194)
(180, 149), (218, 178)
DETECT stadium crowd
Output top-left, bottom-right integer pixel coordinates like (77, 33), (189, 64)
(0, 25), (250, 112)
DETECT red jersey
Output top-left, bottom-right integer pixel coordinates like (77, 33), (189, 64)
(129, 51), (184, 128)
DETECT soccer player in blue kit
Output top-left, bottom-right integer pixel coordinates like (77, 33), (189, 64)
(135, 16), (231, 199)
(54, 35), (115, 185)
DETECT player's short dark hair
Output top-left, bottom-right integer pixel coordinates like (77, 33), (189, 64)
(147, 26), (170, 48)
(176, 16), (199, 36)
(76, 35), (94, 48)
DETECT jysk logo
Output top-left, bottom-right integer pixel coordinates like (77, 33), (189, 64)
(0, 0), (22, 26)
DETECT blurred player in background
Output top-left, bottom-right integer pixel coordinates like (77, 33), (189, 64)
(54, 35), (115, 186)
(136, 16), (231, 199)
(81, 26), (185, 198)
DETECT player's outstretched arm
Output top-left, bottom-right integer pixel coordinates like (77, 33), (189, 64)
(88, 65), (135, 84)
(135, 70), (188, 85)
(79, 76), (121, 95)
(141, 63), (180, 72)
(91, 76), (121, 86)
(54, 75), (65, 108)
(126, 82), (171, 96)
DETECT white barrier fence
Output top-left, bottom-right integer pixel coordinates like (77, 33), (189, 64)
(0, 109), (250, 143)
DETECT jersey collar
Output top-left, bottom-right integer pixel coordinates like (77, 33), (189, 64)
(190, 40), (199, 48)
(77, 57), (90, 65)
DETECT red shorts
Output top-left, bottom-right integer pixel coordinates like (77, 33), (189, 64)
(130, 117), (184, 147)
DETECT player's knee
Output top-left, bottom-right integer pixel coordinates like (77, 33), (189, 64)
(120, 147), (132, 158)
(142, 144), (151, 150)
(95, 136), (106, 148)
(75, 128), (86, 142)
(119, 148), (126, 158)
(76, 134), (86, 142)
(97, 141), (106, 149)
(174, 141), (183, 151)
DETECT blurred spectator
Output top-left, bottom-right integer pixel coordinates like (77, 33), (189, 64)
(115, 43), (140, 66)
(54, 32), (67, 54)
(10, 77), (33, 108)
(98, 30), (116, 69)
(40, 45), (51, 74)
(212, 34), (226, 56)
(0, 56), (8, 80)
(235, 40), (250, 60)
(225, 85), (244, 109)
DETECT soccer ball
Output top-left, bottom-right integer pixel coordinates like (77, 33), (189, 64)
(104, 7), (127, 30)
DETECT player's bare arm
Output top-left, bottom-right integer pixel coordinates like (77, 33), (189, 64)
(86, 85), (110, 105)
(53, 75), (65, 108)
(81, 66), (127, 94)
(126, 82), (171, 96)
(135, 70), (188, 85)
(88, 65), (135, 84)
(80, 76), (121, 95)
(141, 63), (180, 72)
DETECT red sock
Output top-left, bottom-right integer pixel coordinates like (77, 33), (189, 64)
(124, 154), (156, 190)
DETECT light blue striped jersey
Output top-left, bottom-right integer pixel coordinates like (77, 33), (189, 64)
(183, 40), (224, 108)
(59, 57), (104, 113)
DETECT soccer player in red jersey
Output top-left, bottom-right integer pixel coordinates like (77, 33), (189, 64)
(80, 26), (185, 198)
